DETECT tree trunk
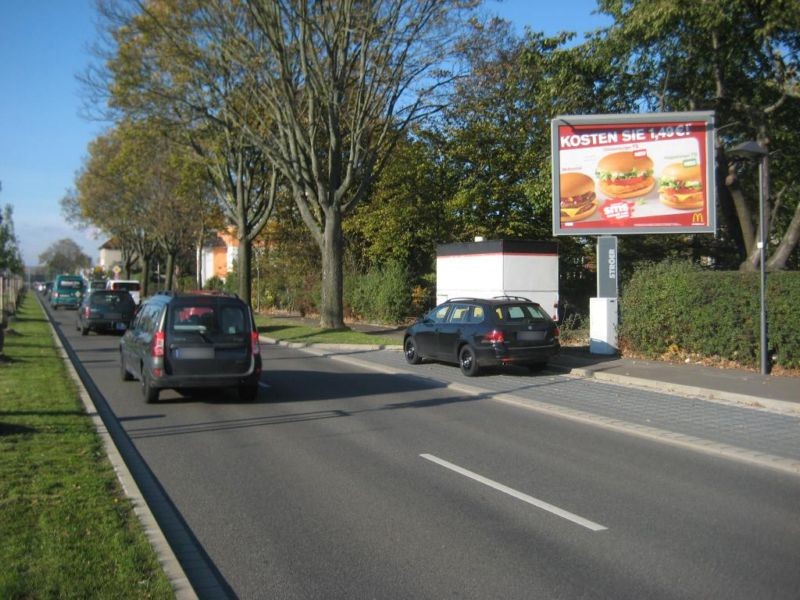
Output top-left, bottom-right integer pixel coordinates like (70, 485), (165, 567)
(767, 201), (800, 270)
(319, 209), (345, 330)
(165, 252), (175, 291)
(237, 235), (251, 304)
(141, 256), (152, 298)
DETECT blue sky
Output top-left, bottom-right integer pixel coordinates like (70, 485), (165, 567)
(0, 0), (609, 266)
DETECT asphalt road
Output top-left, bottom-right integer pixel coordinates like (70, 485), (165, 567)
(48, 303), (800, 600)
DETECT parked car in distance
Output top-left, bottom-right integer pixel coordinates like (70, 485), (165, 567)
(76, 290), (137, 335)
(106, 279), (141, 304)
(119, 291), (262, 403)
(403, 296), (560, 377)
(50, 274), (86, 310)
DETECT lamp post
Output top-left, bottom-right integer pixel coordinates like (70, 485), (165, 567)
(729, 141), (769, 375)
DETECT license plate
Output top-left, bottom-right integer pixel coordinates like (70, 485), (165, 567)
(518, 331), (545, 342)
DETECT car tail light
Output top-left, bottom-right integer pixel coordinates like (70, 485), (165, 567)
(53, 292), (59, 298)
(152, 331), (165, 358)
(84, 306), (90, 318)
(554, 326), (561, 339)
(483, 329), (505, 344)
(251, 332), (261, 355)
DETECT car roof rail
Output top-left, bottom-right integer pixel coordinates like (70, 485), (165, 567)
(443, 297), (483, 303)
(492, 295), (533, 302)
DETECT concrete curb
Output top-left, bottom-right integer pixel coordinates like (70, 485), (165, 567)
(271, 339), (800, 478)
(40, 296), (198, 600)
(556, 365), (800, 416)
(260, 335), (798, 416)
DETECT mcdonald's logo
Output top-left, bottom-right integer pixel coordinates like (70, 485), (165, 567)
(692, 212), (705, 224)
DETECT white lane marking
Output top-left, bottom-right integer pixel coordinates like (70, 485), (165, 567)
(258, 381), (271, 389)
(420, 454), (607, 532)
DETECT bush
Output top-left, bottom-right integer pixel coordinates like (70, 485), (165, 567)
(619, 262), (800, 369)
(204, 275), (225, 291)
(345, 260), (411, 324)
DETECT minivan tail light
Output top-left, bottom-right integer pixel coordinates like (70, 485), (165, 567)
(152, 331), (165, 358)
(84, 306), (90, 318)
(251, 332), (261, 355)
(483, 329), (505, 344)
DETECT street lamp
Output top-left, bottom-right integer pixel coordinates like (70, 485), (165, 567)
(728, 141), (769, 375)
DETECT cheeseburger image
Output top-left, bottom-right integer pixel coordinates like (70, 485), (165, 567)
(595, 151), (655, 198)
(559, 172), (598, 222)
(658, 161), (704, 210)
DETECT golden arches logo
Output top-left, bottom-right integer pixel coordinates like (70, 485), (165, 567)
(692, 212), (704, 223)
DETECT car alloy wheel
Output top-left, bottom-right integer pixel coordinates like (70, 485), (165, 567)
(141, 371), (159, 403)
(404, 337), (422, 365)
(459, 345), (480, 377)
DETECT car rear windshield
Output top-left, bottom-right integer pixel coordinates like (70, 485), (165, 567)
(91, 292), (135, 310)
(168, 302), (249, 340)
(494, 303), (550, 322)
(112, 282), (140, 291)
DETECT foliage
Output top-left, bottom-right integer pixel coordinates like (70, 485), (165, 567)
(0, 205), (24, 274)
(0, 297), (172, 598)
(203, 275), (225, 292)
(37, 238), (91, 277)
(619, 262), (800, 369)
(345, 260), (412, 324)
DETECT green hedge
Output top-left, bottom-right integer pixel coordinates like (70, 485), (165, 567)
(619, 262), (800, 369)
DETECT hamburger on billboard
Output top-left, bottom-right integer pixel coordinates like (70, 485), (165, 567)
(551, 112), (716, 236)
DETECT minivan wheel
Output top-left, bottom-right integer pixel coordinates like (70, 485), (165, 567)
(120, 355), (133, 381)
(459, 345), (480, 377)
(142, 373), (159, 403)
(238, 384), (259, 402)
(404, 337), (422, 365)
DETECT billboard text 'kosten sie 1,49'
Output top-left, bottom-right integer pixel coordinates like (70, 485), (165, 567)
(551, 112), (716, 236)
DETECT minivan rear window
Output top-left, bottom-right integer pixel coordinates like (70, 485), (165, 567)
(169, 303), (248, 340)
(58, 280), (83, 289)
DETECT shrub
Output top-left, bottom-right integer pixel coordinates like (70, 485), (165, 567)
(619, 262), (800, 369)
(345, 260), (411, 323)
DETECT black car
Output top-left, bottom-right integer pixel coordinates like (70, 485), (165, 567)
(119, 291), (262, 403)
(403, 296), (560, 376)
(76, 290), (137, 335)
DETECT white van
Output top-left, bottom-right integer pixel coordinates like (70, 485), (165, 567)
(106, 279), (141, 304)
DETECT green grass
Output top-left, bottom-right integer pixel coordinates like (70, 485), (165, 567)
(255, 315), (401, 346)
(0, 295), (174, 599)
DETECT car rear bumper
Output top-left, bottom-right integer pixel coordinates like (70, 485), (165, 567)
(148, 357), (262, 390)
(84, 319), (130, 331)
(476, 342), (560, 366)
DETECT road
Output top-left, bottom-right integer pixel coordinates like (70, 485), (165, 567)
(48, 302), (800, 599)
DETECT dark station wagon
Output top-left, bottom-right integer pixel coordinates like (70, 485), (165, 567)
(403, 296), (560, 376)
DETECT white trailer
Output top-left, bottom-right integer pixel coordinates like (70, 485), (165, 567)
(436, 240), (560, 321)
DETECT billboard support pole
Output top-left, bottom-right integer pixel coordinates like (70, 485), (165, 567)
(590, 236), (619, 355)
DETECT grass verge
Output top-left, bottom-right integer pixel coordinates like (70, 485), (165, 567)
(255, 315), (401, 346)
(0, 294), (174, 599)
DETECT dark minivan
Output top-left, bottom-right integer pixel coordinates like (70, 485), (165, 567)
(119, 291), (262, 402)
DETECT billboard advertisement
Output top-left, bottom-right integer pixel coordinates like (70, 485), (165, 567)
(551, 112), (716, 236)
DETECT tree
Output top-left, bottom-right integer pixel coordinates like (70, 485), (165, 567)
(0, 205), (24, 275)
(217, 0), (479, 328)
(591, 0), (800, 271)
(99, 0), (279, 304)
(39, 239), (91, 277)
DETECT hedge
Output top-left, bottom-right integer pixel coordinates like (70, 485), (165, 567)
(619, 262), (800, 369)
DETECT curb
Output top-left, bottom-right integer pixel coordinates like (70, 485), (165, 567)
(260, 336), (798, 416)
(554, 365), (800, 416)
(40, 296), (198, 600)
(266, 339), (800, 478)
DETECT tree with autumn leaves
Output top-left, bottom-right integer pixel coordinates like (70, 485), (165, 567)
(72, 0), (799, 322)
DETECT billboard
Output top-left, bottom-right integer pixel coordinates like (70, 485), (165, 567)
(552, 112), (716, 236)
